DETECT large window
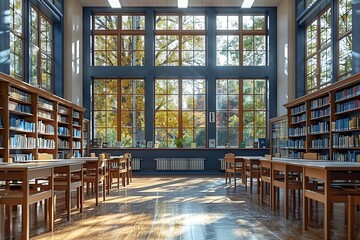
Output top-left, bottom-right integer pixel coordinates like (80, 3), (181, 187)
(9, 0), (23, 80)
(30, 6), (53, 91)
(216, 78), (267, 147)
(154, 78), (206, 147)
(93, 79), (145, 147)
(216, 14), (267, 66)
(305, 8), (332, 93)
(338, 0), (352, 80)
(92, 14), (145, 66)
(154, 14), (206, 66)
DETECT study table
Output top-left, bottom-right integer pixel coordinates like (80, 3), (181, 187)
(0, 162), (55, 240)
(259, 158), (360, 240)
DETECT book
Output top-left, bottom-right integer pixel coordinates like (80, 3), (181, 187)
(259, 138), (266, 148)
(209, 139), (215, 148)
(191, 142), (197, 148)
(0, 116), (2, 127)
(115, 141), (122, 148)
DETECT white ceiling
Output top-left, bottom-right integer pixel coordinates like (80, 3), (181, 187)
(78, 0), (281, 8)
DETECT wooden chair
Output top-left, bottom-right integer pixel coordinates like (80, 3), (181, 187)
(83, 153), (109, 206)
(125, 153), (132, 184)
(109, 156), (128, 189)
(90, 153), (96, 157)
(260, 155), (272, 204)
(348, 195), (360, 240)
(224, 153), (242, 187)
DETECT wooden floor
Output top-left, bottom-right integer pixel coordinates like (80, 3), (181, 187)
(4, 175), (360, 239)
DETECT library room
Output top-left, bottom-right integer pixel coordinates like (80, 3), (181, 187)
(0, 0), (360, 239)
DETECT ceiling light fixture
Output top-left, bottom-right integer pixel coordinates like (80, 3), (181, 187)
(178, 0), (188, 8)
(241, 0), (254, 8)
(107, 0), (121, 8)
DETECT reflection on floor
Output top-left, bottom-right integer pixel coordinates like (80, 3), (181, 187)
(6, 175), (360, 239)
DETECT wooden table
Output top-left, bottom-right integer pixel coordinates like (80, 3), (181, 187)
(236, 156), (263, 194)
(300, 161), (360, 240)
(27, 160), (85, 221)
(0, 163), (54, 240)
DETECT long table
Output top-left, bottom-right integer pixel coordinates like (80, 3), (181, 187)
(259, 158), (360, 240)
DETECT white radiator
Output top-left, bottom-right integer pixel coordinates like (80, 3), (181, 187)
(155, 158), (205, 170)
(218, 158), (225, 170)
(132, 158), (141, 170)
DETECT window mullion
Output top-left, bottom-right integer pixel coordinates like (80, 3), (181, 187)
(239, 80), (244, 145)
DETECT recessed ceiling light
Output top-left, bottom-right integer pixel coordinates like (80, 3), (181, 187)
(107, 0), (121, 8)
(178, 0), (188, 8)
(241, 0), (255, 8)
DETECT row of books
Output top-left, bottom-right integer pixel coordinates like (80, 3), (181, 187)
(37, 138), (56, 149)
(38, 97), (53, 110)
(73, 129), (81, 138)
(73, 110), (80, 118)
(58, 127), (70, 136)
(0, 116), (2, 127)
(335, 84), (360, 101)
(309, 121), (329, 134)
(10, 135), (36, 149)
(332, 133), (360, 148)
(289, 151), (303, 159)
(38, 109), (53, 120)
(332, 151), (360, 162)
(73, 141), (81, 149)
(310, 96), (329, 109)
(310, 107), (330, 119)
(10, 153), (34, 162)
(289, 126), (306, 136)
(57, 115), (68, 123)
(38, 121), (55, 134)
(335, 99), (360, 113)
(318, 154), (329, 160)
(291, 103), (306, 115)
(311, 138), (330, 148)
(291, 113), (306, 124)
(10, 118), (35, 132)
(9, 101), (32, 113)
(58, 139), (70, 148)
(58, 105), (69, 114)
(0, 135), (3, 147)
(9, 86), (31, 103)
(288, 139), (305, 148)
(333, 116), (360, 131)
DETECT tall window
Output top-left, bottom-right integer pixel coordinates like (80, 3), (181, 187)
(305, 8), (332, 93)
(10, 0), (23, 80)
(338, 0), (352, 80)
(30, 6), (53, 91)
(216, 78), (267, 147)
(216, 14), (267, 66)
(154, 78), (206, 147)
(92, 14), (145, 66)
(93, 79), (145, 147)
(154, 14), (206, 66)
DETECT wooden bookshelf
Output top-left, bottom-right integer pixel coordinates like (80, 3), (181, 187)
(284, 72), (360, 161)
(0, 72), (85, 162)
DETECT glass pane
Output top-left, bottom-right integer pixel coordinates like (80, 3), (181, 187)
(216, 112), (227, 127)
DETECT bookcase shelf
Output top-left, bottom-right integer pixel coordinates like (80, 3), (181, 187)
(284, 72), (360, 161)
(0, 73), (85, 162)
(270, 115), (288, 157)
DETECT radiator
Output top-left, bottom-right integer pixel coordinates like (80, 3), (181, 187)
(132, 157), (141, 170)
(155, 158), (205, 170)
(218, 158), (225, 170)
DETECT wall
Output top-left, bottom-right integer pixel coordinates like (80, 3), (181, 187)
(63, 0), (83, 106)
(276, 0), (296, 116)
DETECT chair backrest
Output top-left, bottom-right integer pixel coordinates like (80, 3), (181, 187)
(264, 154), (272, 160)
(274, 153), (281, 158)
(303, 152), (318, 160)
(90, 153), (96, 157)
(37, 153), (53, 160)
(224, 153), (235, 162)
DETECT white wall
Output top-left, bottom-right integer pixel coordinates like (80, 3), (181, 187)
(276, 0), (296, 116)
(63, 0), (83, 106)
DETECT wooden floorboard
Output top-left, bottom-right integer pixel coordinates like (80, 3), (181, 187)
(4, 175), (360, 239)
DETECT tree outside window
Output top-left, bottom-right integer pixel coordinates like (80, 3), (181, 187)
(10, 0), (23, 80)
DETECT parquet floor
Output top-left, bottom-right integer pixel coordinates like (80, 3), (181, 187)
(4, 175), (360, 239)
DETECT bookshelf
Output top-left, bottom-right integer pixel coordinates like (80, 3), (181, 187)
(82, 118), (90, 157)
(284, 72), (360, 161)
(270, 115), (288, 157)
(0, 72), (85, 162)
